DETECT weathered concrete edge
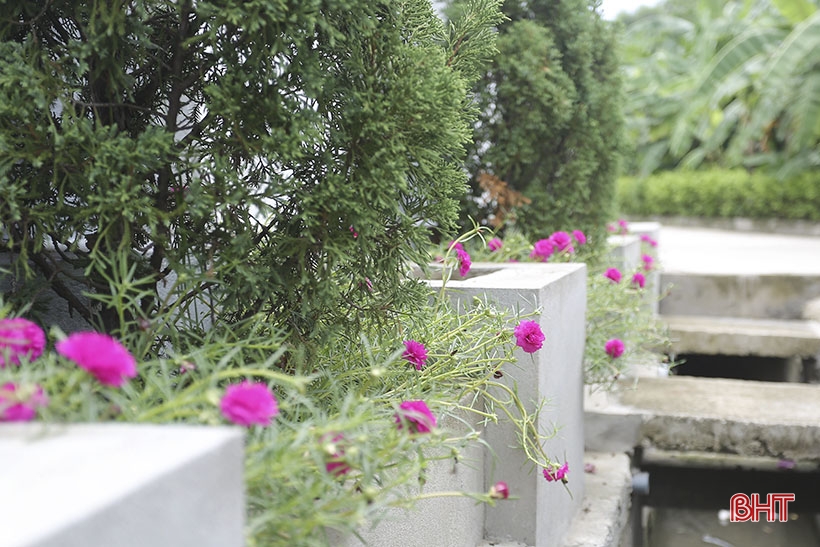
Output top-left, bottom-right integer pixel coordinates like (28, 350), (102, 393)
(625, 215), (820, 237)
(561, 452), (632, 547)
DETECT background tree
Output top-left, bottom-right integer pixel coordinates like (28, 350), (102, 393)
(0, 0), (502, 351)
(619, 0), (820, 179)
(450, 0), (624, 248)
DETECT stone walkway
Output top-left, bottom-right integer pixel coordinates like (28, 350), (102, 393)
(657, 226), (820, 275)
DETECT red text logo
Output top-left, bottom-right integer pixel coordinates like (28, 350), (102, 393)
(730, 493), (795, 522)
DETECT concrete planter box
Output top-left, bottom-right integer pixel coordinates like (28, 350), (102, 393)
(0, 424), (245, 547)
(333, 263), (587, 546)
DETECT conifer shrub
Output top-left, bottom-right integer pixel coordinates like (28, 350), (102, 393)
(450, 0), (624, 252)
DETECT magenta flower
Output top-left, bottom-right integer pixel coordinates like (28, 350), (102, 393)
(530, 239), (554, 262)
(641, 254), (655, 271)
(448, 240), (464, 251)
(605, 338), (625, 359)
(572, 230), (587, 246)
(349, 225), (358, 238)
(604, 268), (622, 283)
(395, 400), (436, 434)
(514, 320), (545, 353)
(631, 272), (646, 289)
(543, 462), (569, 483)
(607, 223), (616, 233)
(617, 219), (629, 234)
(549, 231), (573, 252)
(489, 481), (510, 500)
(0, 318), (46, 368)
(323, 433), (351, 476)
(0, 382), (48, 422)
(56, 332), (137, 387)
(487, 238), (503, 252)
(402, 339), (428, 371)
(457, 249), (472, 277)
(220, 380), (279, 427)
(640, 234), (658, 247)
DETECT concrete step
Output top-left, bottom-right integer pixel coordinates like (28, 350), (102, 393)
(585, 375), (820, 463)
(659, 272), (820, 320)
(663, 314), (820, 358)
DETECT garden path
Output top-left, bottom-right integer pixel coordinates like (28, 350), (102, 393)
(658, 226), (820, 275)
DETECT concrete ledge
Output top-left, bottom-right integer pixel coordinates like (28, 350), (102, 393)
(626, 216), (820, 237)
(663, 315), (820, 357)
(660, 273), (820, 319)
(562, 452), (632, 547)
(0, 424), (245, 547)
(585, 376), (820, 462)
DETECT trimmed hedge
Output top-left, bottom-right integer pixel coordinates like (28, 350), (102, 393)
(617, 169), (820, 221)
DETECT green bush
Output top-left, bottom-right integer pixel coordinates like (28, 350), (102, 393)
(617, 169), (820, 221)
(448, 0), (624, 252)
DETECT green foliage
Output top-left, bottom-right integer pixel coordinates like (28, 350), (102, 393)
(1, 250), (563, 546)
(448, 0), (624, 252)
(440, 230), (669, 388)
(619, 0), (820, 179)
(0, 0), (502, 349)
(617, 168), (820, 220)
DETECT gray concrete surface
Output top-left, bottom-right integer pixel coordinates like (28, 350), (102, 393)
(663, 314), (820, 357)
(0, 424), (245, 547)
(658, 226), (820, 275)
(585, 376), (820, 462)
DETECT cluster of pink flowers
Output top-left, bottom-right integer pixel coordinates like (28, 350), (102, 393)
(394, 400), (437, 433)
(402, 339), (428, 370)
(323, 433), (351, 476)
(607, 219), (629, 235)
(605, 338), (625, 359)
(220, 380), (279, 427)
(529, 229), (586, 262)
(0, 317), (46, 368)
(56, 332), (137, 387)
(543, 461), (569, 483)
(529, 238), (554, 262)
(640, 234), (658, 247)
(514, 320), (545, 353)
(604, 267), (622, 283)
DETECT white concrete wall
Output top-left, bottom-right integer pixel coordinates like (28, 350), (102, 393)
(0, 424), (245, 547)
(326, 404), (486, 547)
(432, 263), (587, 546)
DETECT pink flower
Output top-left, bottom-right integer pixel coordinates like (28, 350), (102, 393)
(395, 400), (436, 434)
(0, 318), (46, 368)
(448, 240), (464, 252)
(631, 272), (646, 289)
(402, 339), (428, 370)
(489, 481), (510, 500)
(543, 462), (569, 483)
(549, 231), (573, 252)
(605, 338), (625, 358)
(487, 238), (503, 252)
(642, 254), (655, 271)
(617, 219), (629, 234)
(56, 332), (137, 387)
(514, 320), (545, 353)
(640, 234), (658, 247)
(323, 433), (351, 476)
(530, 239), (554, 262)
(457, 249), (472, 277)
(607, 224), (616, 233)
(220, 380), (279, 427)
(349, 225), (358, 238)
(572, 230), (587, 245)
(604, 268), (622, 283)
(0, 382), (48, 422)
